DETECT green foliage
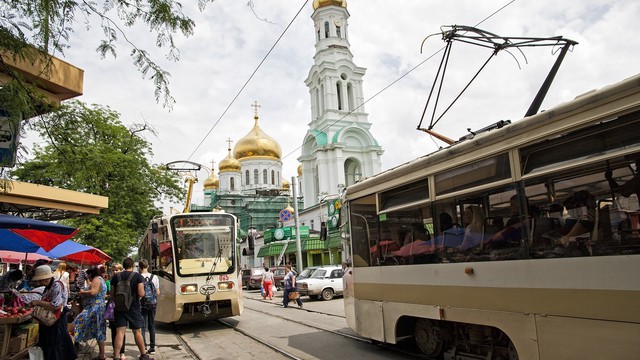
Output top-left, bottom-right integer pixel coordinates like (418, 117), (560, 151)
(1, 0), (215, 109)
(11, 100), (184, 260)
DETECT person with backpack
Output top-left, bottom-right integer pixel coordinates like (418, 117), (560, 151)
(109, 257), (152, 360)
(138, 259), (159, 355)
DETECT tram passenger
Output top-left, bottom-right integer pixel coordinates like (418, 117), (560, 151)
(459, 206), (486, 250)
(484, 195), (530, 248)
(605, 158), (640, 209)
(558, 190), (596, 245)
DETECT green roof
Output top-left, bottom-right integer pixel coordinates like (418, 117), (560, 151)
(302, 239), (326, 251)
(284, 241), (298, 254)
(257, 243), (284, 257)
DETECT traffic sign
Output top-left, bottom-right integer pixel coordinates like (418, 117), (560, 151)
(279, 209), (292, 222)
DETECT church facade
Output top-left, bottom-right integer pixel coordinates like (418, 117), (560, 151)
(198, 0), (383, 269)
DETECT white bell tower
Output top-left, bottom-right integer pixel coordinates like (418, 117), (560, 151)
(299, 2), (383, 208)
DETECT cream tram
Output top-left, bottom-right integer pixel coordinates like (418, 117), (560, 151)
(138, 211), (243, 323)
(342, 74), (640, 359)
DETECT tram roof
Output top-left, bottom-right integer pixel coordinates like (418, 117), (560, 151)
(347, 73), (640, 197)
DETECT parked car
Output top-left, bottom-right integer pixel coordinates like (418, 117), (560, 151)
(298, 265), (344, 300)
(278, 265), (323, 289)
(250, 266), (294, 291)
(241, 267), (264, 289)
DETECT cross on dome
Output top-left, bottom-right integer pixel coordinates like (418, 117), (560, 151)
(251, 101), (261, 118)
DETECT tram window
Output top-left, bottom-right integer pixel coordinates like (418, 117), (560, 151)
(435, 153), (511, 195)
(522, 155), (640, 257)
(379, 179), (428, 212)
(521, 114), (640, 175)
(349, 195), (377, 267)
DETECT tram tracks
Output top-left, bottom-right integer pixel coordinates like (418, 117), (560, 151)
(170, 297), (428, 360)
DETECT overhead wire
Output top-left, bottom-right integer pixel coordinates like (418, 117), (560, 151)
(185, 0), (310, 162)
(183, 0), (516, 182)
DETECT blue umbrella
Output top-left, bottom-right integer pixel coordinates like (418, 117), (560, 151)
(36, 240), (91, 259)
(0, 214), (78, 252)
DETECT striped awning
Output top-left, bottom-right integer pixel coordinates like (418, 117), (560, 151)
(302, 239), (326, 251)
(257, 241), (297, 257)
(283, 241), (298, 254)
(257, 243), (283, 257)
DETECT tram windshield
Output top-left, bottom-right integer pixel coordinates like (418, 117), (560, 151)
(171, 214), (236, 276)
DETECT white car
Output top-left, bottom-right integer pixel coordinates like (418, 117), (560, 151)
(298, 266), (344, 300)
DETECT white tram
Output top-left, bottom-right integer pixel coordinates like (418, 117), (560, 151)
(342, 74), (640, 359)
(138, 211), (243, 323)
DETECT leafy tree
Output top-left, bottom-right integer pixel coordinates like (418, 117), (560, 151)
(1, 0), (215, 109)
(11, 100), (184, 260)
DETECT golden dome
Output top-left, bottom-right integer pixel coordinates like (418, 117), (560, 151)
(283, 178), (290, 190)
(203, 172), (219, 190)
(285, 204), (295, 214)
(219, 147), (241, 173)
(233, 107), (282, 160)
(297, 164), (302, 177)
(313, 0), (347, 10)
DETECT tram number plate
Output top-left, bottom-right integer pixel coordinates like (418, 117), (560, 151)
(219, 275), (229, 281)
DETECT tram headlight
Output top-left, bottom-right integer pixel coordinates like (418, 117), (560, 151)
(180, 283), (198, 294)
(217, 281), (234, 290)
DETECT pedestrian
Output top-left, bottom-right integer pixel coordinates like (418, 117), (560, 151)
(52, 262), (70, 296)
(73, 266), (107, 360)
(108, 263), (126, 360)
(261, 267), (274, 300)
(138, 259), (159, 355)
(0, 269), (23, 291)
(110, 257), (153, 360)
(30, 265), (77, 359)
(282, 265), (303, 308)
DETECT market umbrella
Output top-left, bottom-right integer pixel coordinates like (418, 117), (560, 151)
(36, 240), (110, 266)
(0, 250), (51, 264)
(0, 214), (78, 252)
(60, 247), (110, 266)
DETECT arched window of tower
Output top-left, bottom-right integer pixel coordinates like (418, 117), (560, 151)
(336, 81), (343, 110)
(345, 158), (362, 186)
(245, 170), (249, 185)
(263, 169), (267, 184)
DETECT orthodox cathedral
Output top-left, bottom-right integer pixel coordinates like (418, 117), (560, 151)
(197, 0), (383, 268)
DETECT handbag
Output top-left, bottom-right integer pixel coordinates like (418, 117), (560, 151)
(32, 305), (61, 326)
(288, 291), (299, 300)
(103, 300), (115, 321)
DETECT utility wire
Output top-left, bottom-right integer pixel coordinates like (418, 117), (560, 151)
(185, 0), (310, 162)
(277, 0), (517, 167)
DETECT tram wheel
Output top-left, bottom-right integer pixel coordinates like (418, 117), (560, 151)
(414, 318), (444, 357)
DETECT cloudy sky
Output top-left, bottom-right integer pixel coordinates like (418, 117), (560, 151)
(33, 0), (640, 210)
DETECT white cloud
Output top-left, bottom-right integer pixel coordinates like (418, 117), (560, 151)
(33, 0), (640, 210)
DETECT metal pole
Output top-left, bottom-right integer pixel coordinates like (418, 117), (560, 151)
(292, 176), (303, 273)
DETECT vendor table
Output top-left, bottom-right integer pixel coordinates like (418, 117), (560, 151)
(0, 313), (33, 359)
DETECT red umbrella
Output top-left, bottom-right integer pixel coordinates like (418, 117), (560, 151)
(0, 250), (51, 264)
(60, 247), (111, 265)
(0, 214), (78, 252)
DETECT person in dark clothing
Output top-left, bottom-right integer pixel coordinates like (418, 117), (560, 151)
(110, 257), (152, 360)
(606, 158), (640, 209)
